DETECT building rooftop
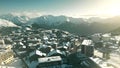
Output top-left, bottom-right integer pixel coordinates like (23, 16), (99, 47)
(29, 50), (46, 57)
(102, 33), (111, 37)
(47, 49), (66, 57)
(38, 56), (62, 63)
(82, 40), (93, 46)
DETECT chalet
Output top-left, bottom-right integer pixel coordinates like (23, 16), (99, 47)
(81, 39), (94, 57)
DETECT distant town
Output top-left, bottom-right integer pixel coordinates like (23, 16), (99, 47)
(0, 25), (120, 68)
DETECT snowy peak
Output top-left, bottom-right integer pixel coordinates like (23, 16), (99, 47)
(0, 13), (88, 26)
(0, 13), (30, 25)
(0, 19), (17, 27)
(27, 15), (86, 26)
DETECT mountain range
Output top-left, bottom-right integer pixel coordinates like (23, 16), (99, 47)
(0, 13), (120, 35)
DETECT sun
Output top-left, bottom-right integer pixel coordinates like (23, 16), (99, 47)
(92, 0), (120, 17)
(103, 0), (120, 16)
(107, 4), (120, 16)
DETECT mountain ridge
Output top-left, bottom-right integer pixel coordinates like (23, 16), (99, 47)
(0, 13), (120, 35)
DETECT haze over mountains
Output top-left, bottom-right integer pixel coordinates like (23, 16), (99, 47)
(0, 13), (120, 35)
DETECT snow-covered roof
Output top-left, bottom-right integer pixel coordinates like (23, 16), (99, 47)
(47, 50), (66, 56)
(58, 46), (68, 50)
(38, 56), (62, 63)
(90, 57), (114, 68)
(29, 50), (46, 57)
(82, 40), (93, 46)
(38, 44), (48, 49)
(102, 33), (111, 37)
(114, 36), (120, 41)
(92, 33), (101, 37)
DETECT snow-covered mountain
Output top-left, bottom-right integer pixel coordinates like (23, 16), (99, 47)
(0, 19), (17, 27)
(0, 13), (30, 26)
(0, 13), (88, 29)
(1, 13), (120, 35)
(28, 15), (120, 35)
(26, 15), (87, 26)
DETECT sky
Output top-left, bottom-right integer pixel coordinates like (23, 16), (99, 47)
(0, 0), (120, 18)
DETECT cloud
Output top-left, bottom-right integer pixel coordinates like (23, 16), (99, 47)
(11, 11), (43, 18)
